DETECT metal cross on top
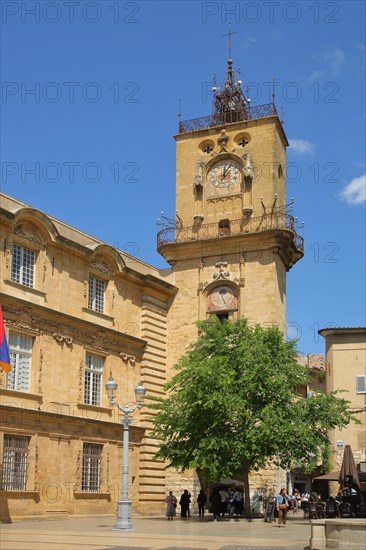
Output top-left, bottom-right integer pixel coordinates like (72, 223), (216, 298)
(222, 22), (238, 60)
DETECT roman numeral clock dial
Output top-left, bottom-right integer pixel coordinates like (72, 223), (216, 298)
(209, 159), (241, 189)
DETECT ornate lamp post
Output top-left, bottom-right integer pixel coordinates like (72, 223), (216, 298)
(105, 376), (146, 530)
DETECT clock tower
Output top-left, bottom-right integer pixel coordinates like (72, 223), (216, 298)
(158, 57), (304, 373)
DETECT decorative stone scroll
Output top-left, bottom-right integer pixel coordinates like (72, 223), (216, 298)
(120, 353), (136, 366)
(52, 332), (73, 345)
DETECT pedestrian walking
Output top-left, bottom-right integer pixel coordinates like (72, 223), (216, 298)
(276, 488), (290, 527)
(165, 491), (177, 520)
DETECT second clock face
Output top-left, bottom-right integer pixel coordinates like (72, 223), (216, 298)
(210, 286), (236, 308)
(209, 160), (241, 189)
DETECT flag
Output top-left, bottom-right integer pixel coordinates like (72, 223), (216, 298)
(0, 305), (11, 373)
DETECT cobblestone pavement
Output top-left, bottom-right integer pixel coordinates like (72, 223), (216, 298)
(0, 514), (311, 550)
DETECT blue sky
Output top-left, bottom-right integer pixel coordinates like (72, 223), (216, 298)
(1, 0), (365, 354)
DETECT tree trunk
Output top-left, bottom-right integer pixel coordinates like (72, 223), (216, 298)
(242, 468), (251, 518)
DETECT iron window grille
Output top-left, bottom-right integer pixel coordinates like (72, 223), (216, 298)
(1, 434), (29, 491)
(84, 353), (103, 406)
(81, 443), (102, 492)
(7, 333), (32, 392)
(88, 276), (105, 313)
(11, 245), (35, 288)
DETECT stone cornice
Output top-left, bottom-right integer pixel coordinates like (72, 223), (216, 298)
(0, 293), (147, 356)
(0, 404), (146, 433)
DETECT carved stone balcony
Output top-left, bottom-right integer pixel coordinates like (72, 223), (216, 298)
(178, 103), (277, 134)
(157, 213), (304, 269)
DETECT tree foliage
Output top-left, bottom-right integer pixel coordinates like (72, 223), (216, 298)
(149, 318), (356, 503)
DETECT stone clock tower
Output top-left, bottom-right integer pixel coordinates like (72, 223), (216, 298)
(158, 58), (304, 377)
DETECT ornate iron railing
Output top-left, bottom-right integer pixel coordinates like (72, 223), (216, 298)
(178, 103), (277, 134)
(157, 213), (304, 252)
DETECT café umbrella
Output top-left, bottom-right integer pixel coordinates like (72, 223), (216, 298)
(339, 445), (361, 490)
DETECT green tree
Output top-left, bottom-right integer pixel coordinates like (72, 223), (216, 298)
(150, 318), (356, 516)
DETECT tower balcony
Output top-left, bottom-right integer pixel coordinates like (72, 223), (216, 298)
(157, 213), (304, 270)
(178, 103), (277, 134)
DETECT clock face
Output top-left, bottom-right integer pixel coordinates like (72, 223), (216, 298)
(210, 286), (236, 309)
(209, 160), (241, 189)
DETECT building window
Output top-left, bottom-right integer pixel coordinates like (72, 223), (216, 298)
(1, 435), (29, 491)
(218, 219), (230, 236)
(356, 375), (366, 394)
(82, 443), (102, 492)
(216, 313), (229, 324)
(84, 353), (103, 406)
(88, 276), (105, 313)
(7, 333), (32, 392)
(11, 245), (35, 288)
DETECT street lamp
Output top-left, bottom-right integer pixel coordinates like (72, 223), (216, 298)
(105, 376), (146, 530)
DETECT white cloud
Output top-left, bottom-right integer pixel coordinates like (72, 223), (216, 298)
(289, 139), (315, 155)
(339, 175), (366, 205)
(322, 47), (345, 75)
(241, 36), (256, 49)
(308, 46), (345, 81)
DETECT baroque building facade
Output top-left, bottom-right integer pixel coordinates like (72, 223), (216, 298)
(0, 193), (177, 520)
(1, 58), (307, 521)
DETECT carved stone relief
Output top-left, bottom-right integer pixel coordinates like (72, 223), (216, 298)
(213, 261), (230, 280)
(242, 151), (254, 180)
(194, 160), (204, 189)
(38, 349), (43, 395)
(91, 260), (110, 276)
(218, 129), (229, 152)
(78, 361), (84, 403)
(13, 224), (40, 244)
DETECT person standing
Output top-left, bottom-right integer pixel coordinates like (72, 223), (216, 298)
(233, 489), (242, 516)
(180, 489), (191, 518)
(210, 488), (222, 521)
(165, 491), (177, 520)
(219, 487), (229, 517)
(276, 488), (290, 527)
(197, 489), (207, 518)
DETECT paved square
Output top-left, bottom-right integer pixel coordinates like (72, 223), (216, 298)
(0, 515), (311, 550)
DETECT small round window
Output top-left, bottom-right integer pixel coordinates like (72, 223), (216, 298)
(199, 139), (215, 154)
(234, 132), (251, 148)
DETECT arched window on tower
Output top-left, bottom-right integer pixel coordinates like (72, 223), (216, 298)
(218, 219), (230, 237)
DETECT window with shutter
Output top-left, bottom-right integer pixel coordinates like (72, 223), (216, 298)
(7, 333), (33, 392)
(88, 276), (105, 313)
(84, 353), (104, 406)
(11, 245), (35, 287)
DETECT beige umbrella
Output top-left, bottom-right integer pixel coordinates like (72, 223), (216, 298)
(313, 470), (366, 482)
(339, 445), (361, 490)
